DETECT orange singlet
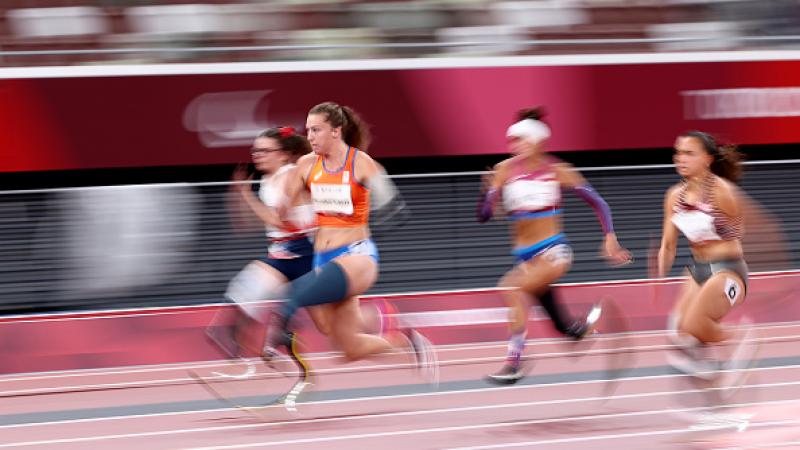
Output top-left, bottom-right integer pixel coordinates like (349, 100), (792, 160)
(306, 147), (370, 228)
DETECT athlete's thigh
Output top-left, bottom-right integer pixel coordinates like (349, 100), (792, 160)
(515, 249), (571, 296)
(672, 272), (701, 322)
(689, 271), (746, 322)
(251, 260), (291, 286)
(333, 254), (378, 298)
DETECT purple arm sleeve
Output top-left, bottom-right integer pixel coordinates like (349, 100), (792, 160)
(572, 184), (614, 234)
(477, 188), (499, 223)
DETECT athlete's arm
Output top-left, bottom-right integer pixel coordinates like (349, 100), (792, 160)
(477, 161), (508, 223)
(657, 185), (681, 278)
(237, 181), (284, 228)
(356, 152), (408, 226)
(355, 152), (388, 200)
(279, 154), (315, 219)
(714, 178), (743, 220)
(556, 163), (630, 264)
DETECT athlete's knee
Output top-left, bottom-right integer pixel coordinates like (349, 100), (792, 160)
(506, 303), (525, 323)
(678, 313), (712, 343)
(307, 307), (332, 336)
(340, 346), (362, 362)
(226, 262), (287, 318)
(311, 316), (331, 336)
(332, 332), (362, 361)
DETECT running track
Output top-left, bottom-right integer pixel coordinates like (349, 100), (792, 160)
(3, 277), (800, 449)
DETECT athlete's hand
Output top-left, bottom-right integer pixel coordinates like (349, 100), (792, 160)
(602, 234), (632, 266)
(232, 164), (253, 196)
(480, 167), (494, 194)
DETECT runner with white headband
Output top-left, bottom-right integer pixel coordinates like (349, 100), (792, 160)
(478, 106), (632, 384)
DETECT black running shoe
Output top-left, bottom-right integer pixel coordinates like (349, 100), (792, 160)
(486, 362), (526, 385)
(568, 302), (603, 341)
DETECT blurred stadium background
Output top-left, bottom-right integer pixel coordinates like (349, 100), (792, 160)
(0, 0), (799, 317)
(0, 0), (798, 65)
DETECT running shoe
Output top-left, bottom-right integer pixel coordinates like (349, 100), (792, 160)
(568, 302), (603, 340)
(688, 411), (753, 432)
(716, 322), (759, 399)
(408, 329), (439, 385)
(486, 362), (527, 385)
(667, 344), (719, 380)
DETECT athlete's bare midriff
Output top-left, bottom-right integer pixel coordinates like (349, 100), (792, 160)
(314, 225), (371, 251)
(511, 215), (561, 249)
(689, 239), (743, 262)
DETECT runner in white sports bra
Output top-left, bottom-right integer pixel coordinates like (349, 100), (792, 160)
(657, 131), (750, 379)
(478, 106), (631, 384)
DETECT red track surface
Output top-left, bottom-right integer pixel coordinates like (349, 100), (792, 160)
(3, 275), (800, 449)
(2, 321), (800, 449)
(3, 271), (799, 375)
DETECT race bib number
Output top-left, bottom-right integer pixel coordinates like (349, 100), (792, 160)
(503, 180), (560, 212)
(724, 277), (741, 306)
(311, 183), (353, 215)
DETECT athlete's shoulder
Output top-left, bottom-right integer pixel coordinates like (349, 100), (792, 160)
(353, 147), (374, 162)
(711, 175), (743, 215)
(353, 148), (380, 175)
(297, 153), (317, 167)
(712, 175), (739, 196)
(296, 153), (318, 183)
(665, 183), (683, 204)
(494, 155), (519, 172)
(544, 153), (567, 166)
(549, 159), (574, 174)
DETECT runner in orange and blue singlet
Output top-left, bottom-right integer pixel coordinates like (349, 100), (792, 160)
(305, 144), (378, 269)
(478, 106), (631, 384)
(267, 101), (436, 380)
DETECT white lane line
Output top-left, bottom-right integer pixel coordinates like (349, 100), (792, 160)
(5, 317), (799, 386)
(185, 402), (800, 450)
(715, 438), (800, 450)
(0, 330), (657, 384)
(3, 375), (800, 446)
(3, 268), (797, 323)
(5, 326), (800, 398)
(448, 418), (800, 450)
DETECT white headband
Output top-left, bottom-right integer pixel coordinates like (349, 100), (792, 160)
(506, 119), (551, 145)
